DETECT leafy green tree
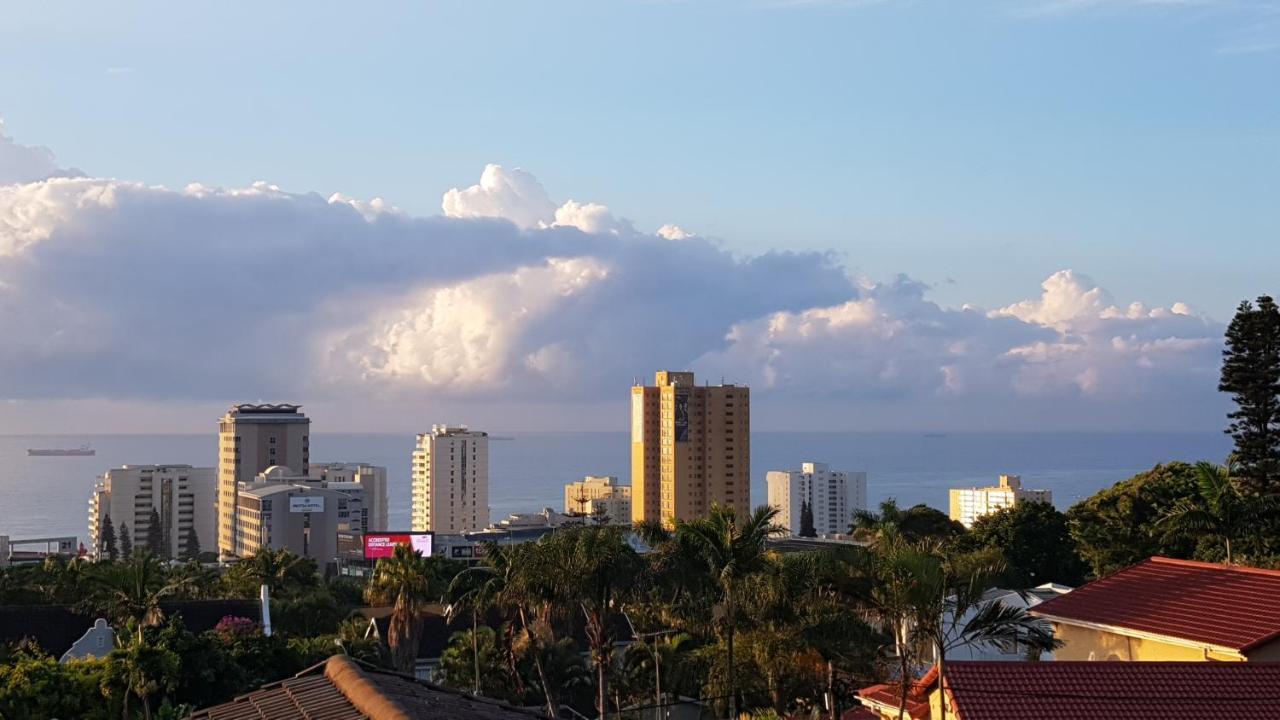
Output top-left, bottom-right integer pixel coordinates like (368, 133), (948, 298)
(959, 501), (1087, 586)
(224, 548), (319, 599)
(1067, 462), (1201, 576)
(539, 525), (642, 719)
(675, 504), (783, 720)
(438, 627), (513, 701)
(1157, 461), (1280, 564)
(100, 515), (119, 562)
(1220, 295), (1280, 494)
(101, 641), (182, 720)
(90, 551), (190, 643)
(799, 501), (817, 538)
(364, 544), (439, 673)
(0, 650), (117, 720)
(119, 522), (133, 558)
(273, 590), (344, 637)
(851, 500), (965, 545)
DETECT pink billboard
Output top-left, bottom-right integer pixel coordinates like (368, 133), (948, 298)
(362, 532), (434, 559)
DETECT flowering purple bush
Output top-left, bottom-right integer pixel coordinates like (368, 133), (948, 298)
(213, 615), (258, 637)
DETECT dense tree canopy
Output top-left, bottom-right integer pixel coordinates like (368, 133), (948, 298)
(958, 501), (1087, 587)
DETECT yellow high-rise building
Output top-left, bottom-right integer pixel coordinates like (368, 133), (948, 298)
(631, 371), (750, 527)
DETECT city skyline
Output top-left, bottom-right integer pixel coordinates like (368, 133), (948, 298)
(2, 2), (1275, 434)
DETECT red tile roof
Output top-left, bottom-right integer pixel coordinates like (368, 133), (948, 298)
(943, 661), (1280, 720)
(857, 665), (937, 719)
(1030, 557), (1280, 653)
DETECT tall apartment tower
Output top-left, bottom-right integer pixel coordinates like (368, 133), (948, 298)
(89, 464), (217, 560)
(767, 462), (867, 537)
(631, 371), (750, 527)
(411, 425), (490, 533)
(217, 403), (310, 558)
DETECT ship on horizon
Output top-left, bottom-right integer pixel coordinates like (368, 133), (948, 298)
(27, 444), (95, 457)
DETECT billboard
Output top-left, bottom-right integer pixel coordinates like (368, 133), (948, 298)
(289, 496), (325, 513)
(674, 388), (689, 442)
(363, 532), (434, 560)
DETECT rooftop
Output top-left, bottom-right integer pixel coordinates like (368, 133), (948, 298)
(190, 654), (548, 720)
(227, 403), (302, 414)
(1031, 556), (1280, 653)
(942, 661), (1280, 719)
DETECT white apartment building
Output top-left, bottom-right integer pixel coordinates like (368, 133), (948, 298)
(564, 475), (632, 523)
(411, 425), (490, 533)
(767, 462), (867, 537)
(949, 474), (1053, 528)
(217, 403), (310, 558)
(88, 464), (216, 560)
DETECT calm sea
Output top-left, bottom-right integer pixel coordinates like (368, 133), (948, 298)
(0, 432), (1232, 543)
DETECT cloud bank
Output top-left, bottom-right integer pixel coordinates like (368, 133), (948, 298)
(0, 122), (1226, 430)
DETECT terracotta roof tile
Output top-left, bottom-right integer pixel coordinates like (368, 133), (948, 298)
(943, 661), (1280, 720)
(189, 655), (549, 720)
(1031, 557), (1280, 652)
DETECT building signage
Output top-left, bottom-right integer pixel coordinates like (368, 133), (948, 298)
(363, 532), (434, 560)
(289, 496), (324, 513)
(450, 544), (487, 559)
(674, 388), (689, 442)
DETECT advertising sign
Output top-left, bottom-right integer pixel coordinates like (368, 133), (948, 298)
(674, 388), (689, 442)
(289, 496), (325, 513)
(363, 532), (435, 559)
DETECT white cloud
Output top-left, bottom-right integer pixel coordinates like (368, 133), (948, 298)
(0, 119), (82, 185)
(441, 164), (557, 230)
(0, 124), (1230, 429)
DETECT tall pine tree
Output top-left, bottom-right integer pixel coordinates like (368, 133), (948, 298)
(119, 522), (133, 558)
(182, 526), (202, 561)
(1220, 295), (1280, 495)
(799, 500), (817, 537)
(146, 507), (168, 558)
(100, 514), (118, 561)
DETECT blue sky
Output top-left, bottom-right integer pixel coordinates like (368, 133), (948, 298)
(3, 0), (1276, 315)
(0, 1), (1274, 432)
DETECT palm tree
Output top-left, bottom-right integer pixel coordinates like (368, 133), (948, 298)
(860, 533), (937, 720)
(1158, 460), (1280, 563)
(909, 548), (1059, 720)
(675, 504), (783, 720)
(541, 525), (642, 719)
(849, 499), (905, 544)
(227, 547), (318, 599)
(364, 544), (440, 673)
(91, 551), (190, 644)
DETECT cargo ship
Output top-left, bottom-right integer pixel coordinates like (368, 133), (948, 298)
(27, 444), (95, 457)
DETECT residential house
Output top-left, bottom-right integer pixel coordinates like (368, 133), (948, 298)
(1031, 557), (1280, 661)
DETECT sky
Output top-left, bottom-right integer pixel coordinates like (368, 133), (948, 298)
(0, 0), (1276, 433)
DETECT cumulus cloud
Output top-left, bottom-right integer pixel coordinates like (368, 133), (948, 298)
(0, 120), (82, 185)
(696, 271), (1221, 405)
(0, 124), (1229, 429)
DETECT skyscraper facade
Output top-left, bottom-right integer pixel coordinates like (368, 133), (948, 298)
(411, 425), (490, 533)
(88, 464), (216, 560)
(631, 371), (750, 527)
(217, 403), (310, 557)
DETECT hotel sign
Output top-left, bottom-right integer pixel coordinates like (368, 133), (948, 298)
(289, 496), (325, 513)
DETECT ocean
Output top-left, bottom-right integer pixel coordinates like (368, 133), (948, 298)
(0, 432), (1233, 543)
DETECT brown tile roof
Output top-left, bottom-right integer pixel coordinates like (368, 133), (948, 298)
(943, 661), (1280, 720)
(1030, 557), (1280, 653)
(188, 655), (549, 720)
